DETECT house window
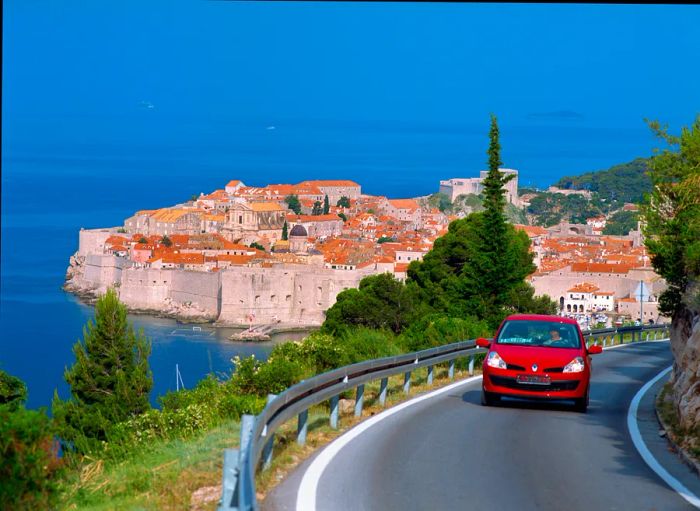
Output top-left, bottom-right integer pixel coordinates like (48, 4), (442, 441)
(239, 215), (243, 224)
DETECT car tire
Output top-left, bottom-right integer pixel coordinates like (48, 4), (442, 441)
(481, 389), (500, 406)
(573, 386), (589, 413)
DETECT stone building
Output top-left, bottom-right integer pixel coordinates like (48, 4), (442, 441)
(289, 224), (309, 253)
(439, 168), (519, 206)
(287, 214), (344, 239)
(298, 180), (361, 205)
(222, 202), (286, 245)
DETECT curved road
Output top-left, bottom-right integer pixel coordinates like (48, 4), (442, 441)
(265, 341), (699, 511)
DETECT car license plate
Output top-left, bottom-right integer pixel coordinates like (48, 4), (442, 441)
(516, 375), (551, 385)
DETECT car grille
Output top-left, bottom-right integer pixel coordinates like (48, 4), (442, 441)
(506, 363), (526, 371)
(489, 375), (579, 392)
(544, 367), (564, 373)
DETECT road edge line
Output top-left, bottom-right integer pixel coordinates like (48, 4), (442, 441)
(295, 374), (483, 511)
(627, 365), (700, 509)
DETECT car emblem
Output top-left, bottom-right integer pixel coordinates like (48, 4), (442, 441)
(531, 364), (538, 372)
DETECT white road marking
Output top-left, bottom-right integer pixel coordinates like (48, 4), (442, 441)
(295, 375), (483, 511)
(627, 366), (700, 509)
(295, 337), (672, 511)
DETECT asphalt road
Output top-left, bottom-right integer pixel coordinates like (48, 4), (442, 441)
(264, 341), (700, 511)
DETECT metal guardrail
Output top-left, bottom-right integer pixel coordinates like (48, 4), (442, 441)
(218, 323), (671, 510)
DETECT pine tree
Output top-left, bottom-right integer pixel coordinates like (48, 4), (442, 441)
(282, 221), (288, 241)
(53, 289), (152, 453)
(161, 235), (173, 247)
(323, 195), (330, 214)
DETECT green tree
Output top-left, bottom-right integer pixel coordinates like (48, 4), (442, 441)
(160, 235), (173, 247)
(337, 196), (351, 208)
(250, 242), (266, 251)
(338, 212), (348, 222)
(377, 236), (395, 243)
(408, 115), (538, 327)
(285, 194), (302, 214)
(427, 192), (452, 212)
(642, 116), (700, 315)
(52, 289), (153, 454)
(312, 201), (323, 216)
(282, 221), (288, 241)
(1, 405), (63, 509)
(0, 369), (27, 410)
(323, 194), (330, 214)
(602, 210), (639, 235)
(138, 236), (148, 244)
(323, 273), (427, 334)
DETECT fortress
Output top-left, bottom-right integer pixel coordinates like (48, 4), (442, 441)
(439, 168), (519, 206)
(65, 228), (377, 326)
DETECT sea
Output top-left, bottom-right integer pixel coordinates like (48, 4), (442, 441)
(1, 115), (660, 409)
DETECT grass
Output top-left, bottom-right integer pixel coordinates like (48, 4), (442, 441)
(59, 420), (241, 511)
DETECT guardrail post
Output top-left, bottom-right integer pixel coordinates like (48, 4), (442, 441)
(618, 330), (623, 345)
(262, 394), (276, 470)
(297, 409), (308, 446)
(468, 356), (475, 376)
(603, 337), (607, 348)
(379, 377), (388, 407)
(355, 384), (365, 417)
(403, 371), (411, 395)
(448, 360), (455, 380)
(329, 395), (339, 429)
(427, 365), (434, 386)
(218, 448), (239, 510)
(230, 413), (255, 509)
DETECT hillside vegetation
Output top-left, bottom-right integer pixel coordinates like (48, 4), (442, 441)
(554, 157), (651, 206)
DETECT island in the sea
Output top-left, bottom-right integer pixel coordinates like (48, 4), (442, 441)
(65, 168), (667, 331)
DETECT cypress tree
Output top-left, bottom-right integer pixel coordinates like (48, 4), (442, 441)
(323, 194), (330, 214)
(282, 221), (288, 241)
(53, 289), (152, 453)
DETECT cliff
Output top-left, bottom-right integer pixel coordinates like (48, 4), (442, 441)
(668, 295), (700, 430)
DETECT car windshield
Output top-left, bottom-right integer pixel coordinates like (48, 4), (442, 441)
(496, 320), (581, 349)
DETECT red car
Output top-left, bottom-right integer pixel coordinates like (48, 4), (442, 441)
(477, 314), (602, 412)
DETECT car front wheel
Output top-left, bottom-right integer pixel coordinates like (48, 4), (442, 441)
(481, 389), (500, 406)
(573, 386), (589, 413)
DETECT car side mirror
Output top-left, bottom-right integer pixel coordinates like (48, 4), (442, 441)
(588, 345), (603, 355)
(476, 337), (491, 348)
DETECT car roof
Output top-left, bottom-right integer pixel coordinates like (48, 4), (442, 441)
(503, 314), (579, 326)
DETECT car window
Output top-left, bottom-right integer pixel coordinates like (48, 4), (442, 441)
(496, 320), (580, 348)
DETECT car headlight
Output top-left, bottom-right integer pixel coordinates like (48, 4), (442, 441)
(487, 351), (507, 369)
(563, 356), (585, 373)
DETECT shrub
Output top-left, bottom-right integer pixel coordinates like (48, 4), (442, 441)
(0, 406), (63, 510)
(229, 355), (304, 397)
(399, 314), (491, 352)
(339, 328), (402, 363)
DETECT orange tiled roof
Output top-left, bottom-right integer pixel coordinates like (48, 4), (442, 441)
(387, 199), (420, 211)
(570, 262), (633, 274)
(298, 180), (360, 188)
(567, 282), (600, 293)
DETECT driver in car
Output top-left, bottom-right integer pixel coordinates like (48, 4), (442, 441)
(543, 327), (562, 346)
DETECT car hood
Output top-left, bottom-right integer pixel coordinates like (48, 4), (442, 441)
(491, 344), (582, 371)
